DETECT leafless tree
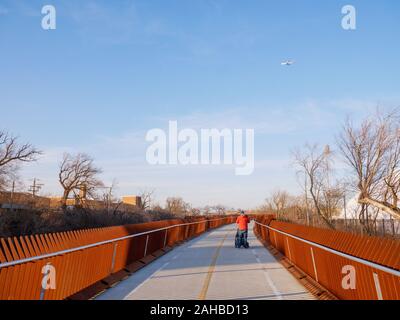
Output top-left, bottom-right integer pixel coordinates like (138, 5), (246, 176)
(257, 202), (273, 213)
(0, 131), (41, 190)
(319, 184), (344, 220)
(211, 205), (227, 215)
(190, 208), (201, 216)
(58, 153), (103, 208)
(382, 118), (400, 214)
(100, 179), (122, 214)
(266, 190), (292, 219)
(338, 109), (400, 220)
(139, 189), (155, 210)
(293, 144), (338, 229)
(202, 205), (212, 215)
(165, 197), (191, 217)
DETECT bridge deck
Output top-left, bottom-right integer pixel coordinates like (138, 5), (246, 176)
(96, 223), (315, 300)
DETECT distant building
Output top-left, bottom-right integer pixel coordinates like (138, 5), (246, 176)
(0, 191), (142, 212)
(0, 192), (51, 210)
(122, 196), (142, 208)
(335, 194), (394, 220)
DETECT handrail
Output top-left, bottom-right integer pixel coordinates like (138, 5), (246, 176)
(254, 221), (400, 277)
(0, 218), (228, 269)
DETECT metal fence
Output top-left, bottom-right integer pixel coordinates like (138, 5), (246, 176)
(253, 215), (400, 300)
(278, 214), (400, 239)
(0, 215), (236, 300)
(332, 218), (400, 238)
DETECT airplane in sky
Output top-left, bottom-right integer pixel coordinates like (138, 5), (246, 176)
(281, 60), (295, 66)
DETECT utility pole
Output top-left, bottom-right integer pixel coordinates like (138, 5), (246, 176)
(28, 178), (43, 197)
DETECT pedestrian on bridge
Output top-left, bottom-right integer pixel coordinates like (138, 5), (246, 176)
(235, 211), (250, 249)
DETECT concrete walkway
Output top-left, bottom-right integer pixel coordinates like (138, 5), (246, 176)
(96, 223), (315, 300)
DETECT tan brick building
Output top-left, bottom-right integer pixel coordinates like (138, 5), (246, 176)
(0, 192), (50, 209)
(0, 191), (142, 212)
(121, 196), (142, 208)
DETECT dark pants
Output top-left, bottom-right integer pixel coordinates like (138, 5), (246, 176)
(238, 229), (248, 242)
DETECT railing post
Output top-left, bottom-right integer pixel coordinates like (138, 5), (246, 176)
(286, 237), (292, 261)
(110, 242), (118, 273)
(39, 272), (47, 300)
(39, 263), (55, 300)
(144, 235), (149, 257)
(373, 272), (383, 300)
(310, 247), (318, 282)
(164, 229), (168, 247)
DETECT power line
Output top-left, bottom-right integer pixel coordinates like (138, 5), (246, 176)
(28, 178), (44, 197)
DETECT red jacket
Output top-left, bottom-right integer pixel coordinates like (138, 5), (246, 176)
(236, 215), (250, 231)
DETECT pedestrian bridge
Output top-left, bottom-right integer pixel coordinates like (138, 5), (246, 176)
(0, 215), (399, 300)
(96, 223), (315, 300)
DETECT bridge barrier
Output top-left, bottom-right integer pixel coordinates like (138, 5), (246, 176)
(0, 215), (236, 300)
(253, 215), (400, 300)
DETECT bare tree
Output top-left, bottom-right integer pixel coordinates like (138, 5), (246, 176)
(0, 131), (41, 190)
(202, 205), (212, 215)
(293, 144), (337, 228)
(190, 208), (201, 216)
(100, 179), (122, 214)
(58, 153), (103, 208)
(257, 202), (273, 213)
(338, 109), (400, 220)
(211, 205), (227, 215)
(266, 190), (291, 219)
(139, 189), (155, 211)
(165, 197), (191, 217)
(382, 119), (400, 214)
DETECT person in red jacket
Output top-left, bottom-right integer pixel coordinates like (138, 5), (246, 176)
(235, 210), (250, 248)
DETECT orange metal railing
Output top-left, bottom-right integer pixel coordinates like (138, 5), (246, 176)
(0, 215), (236, 300)
(253, 215), (400, 300)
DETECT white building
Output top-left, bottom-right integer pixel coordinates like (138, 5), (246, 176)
(336, 194), (394, 220)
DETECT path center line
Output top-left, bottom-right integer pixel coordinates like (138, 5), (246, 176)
(198, 231), (229, 300)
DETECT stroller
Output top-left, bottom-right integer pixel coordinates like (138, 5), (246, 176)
(235, 230), (249, 249)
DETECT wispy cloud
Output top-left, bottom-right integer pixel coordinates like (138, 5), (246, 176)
(153, 99), (356, 135)
(16, 97), (400, 206)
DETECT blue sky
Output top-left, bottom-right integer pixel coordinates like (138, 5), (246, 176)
(1, 0), (399, 208)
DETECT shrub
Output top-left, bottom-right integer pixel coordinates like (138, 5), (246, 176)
(0, 207), (179, 238)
